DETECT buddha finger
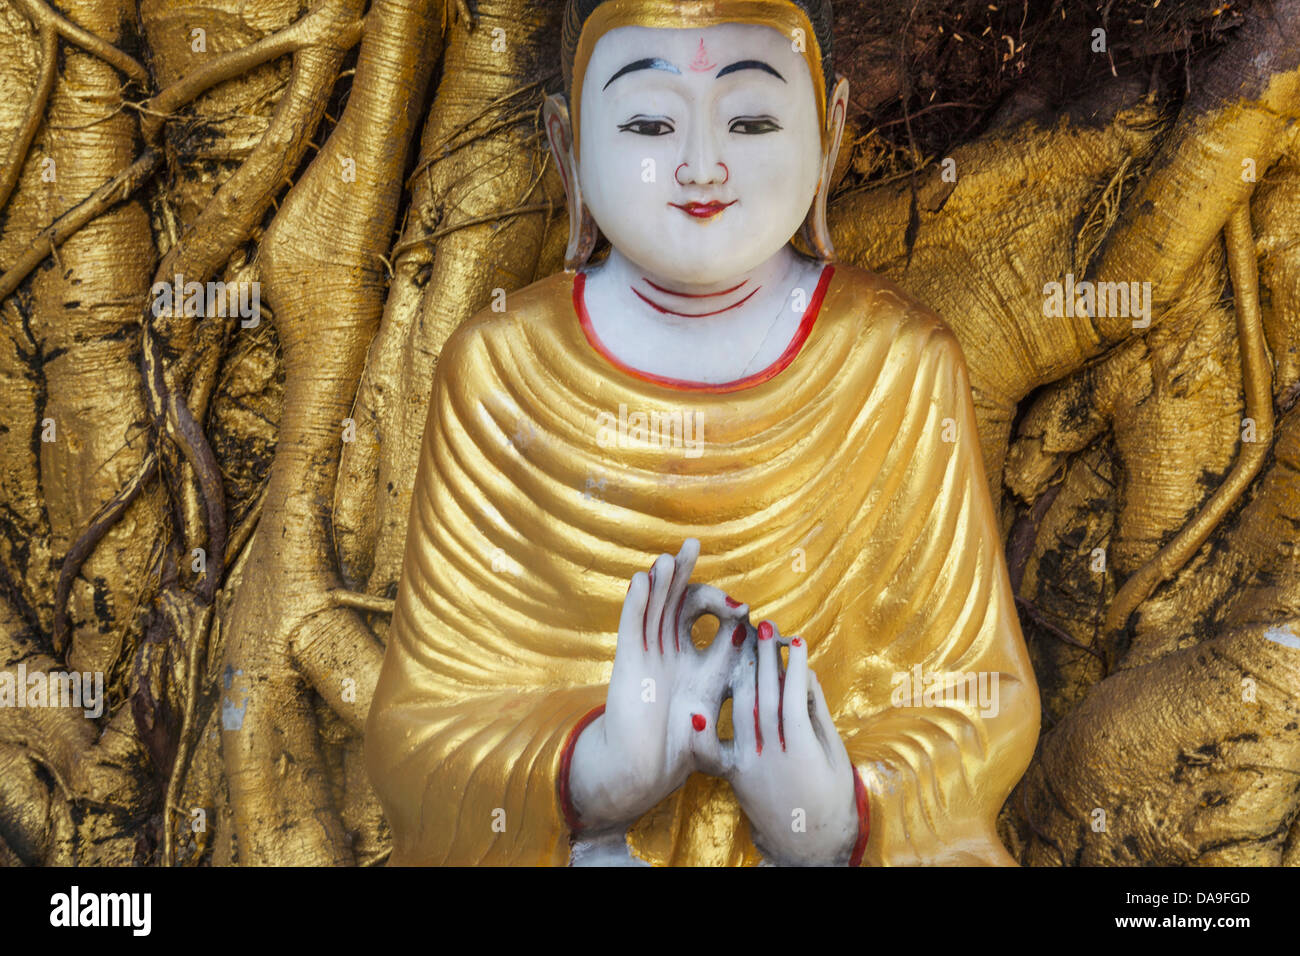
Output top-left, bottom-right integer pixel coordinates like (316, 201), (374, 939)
(689, 708), (733, 779)
(645, 553), (675, 654)
(618, 571), (652, 657)
(704, 617), (751, 681)
(663, 538), (700, 653)
(807, 672), (846, 767)
(680, 583), (748, 633)
(756, 621), (782, 754)
(780, 636), (814, 748)
(731, 641), (758, 761)
(682, 584), (750, 664)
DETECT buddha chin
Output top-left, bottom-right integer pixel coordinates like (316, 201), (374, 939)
(364, 0), (1040, 868)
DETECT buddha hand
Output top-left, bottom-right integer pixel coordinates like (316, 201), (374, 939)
(568, 538), (751, 831)
(718, 618), (860, 866)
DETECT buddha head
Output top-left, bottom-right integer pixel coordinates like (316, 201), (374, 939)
(545, 0), (849, 283)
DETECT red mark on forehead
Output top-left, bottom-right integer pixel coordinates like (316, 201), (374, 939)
(689, 37), (717, 72)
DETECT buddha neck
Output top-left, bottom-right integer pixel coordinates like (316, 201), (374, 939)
(623, 248), (791, 318)
(580, 245), (827, 387)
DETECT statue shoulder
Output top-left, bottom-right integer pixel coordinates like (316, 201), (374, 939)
(436, 272), (576, 372)
(825, 262), (964, 362)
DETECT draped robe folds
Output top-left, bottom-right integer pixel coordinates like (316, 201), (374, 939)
(364, 261), (1040, 866)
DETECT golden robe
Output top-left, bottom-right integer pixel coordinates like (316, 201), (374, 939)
(364, 261), (1040, 866)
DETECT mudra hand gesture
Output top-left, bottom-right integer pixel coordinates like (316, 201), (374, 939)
(709, 618), (859, 866)
(569, 539), (750, 827)
(569, 538), (860, 865)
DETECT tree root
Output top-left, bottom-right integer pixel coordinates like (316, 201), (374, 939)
(1017, 617), (1300, 865)
(329, 589), (395, 615)
(13, 0), (148, 86)
(139, 2), (364, 145)
(221, 0), (443, 865)
(57, 0), (366, 653)
(0, 148), (160, 301)
(52, 454), (158, 655)
(1101, 204), (1275, 647)
(0, 24), (55, 215)
(140, 325), (226, 605)
(356, 0), (564, 604)
(1087, 0), (1300, 345)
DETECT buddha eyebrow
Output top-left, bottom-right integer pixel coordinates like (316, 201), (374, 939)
(603, 58), (681, 90)
(716, 60), (786, 82)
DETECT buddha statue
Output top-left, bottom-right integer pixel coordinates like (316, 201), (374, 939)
(364, 0), (1040, 866)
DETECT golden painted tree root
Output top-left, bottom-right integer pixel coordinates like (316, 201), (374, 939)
(0, 0), (172, 865)
(0, 149), (160, 304)
(220, 0), (444, 865)
(136, 0), (365, 594)
(54, 0), (363, 651)
(834, 1), (1300, 516)
(1015, 608), (1300, 865)
(138, 2), (364, 147)
(1088, 0), (1300, 345)
(0, 0), (362, 864)
(1101, 205), (1275, 645)
(136, 0), (364, 584)
(0, 24), (55, 214)
(12, 0), (147, 85)
(336, 0), (564, 608)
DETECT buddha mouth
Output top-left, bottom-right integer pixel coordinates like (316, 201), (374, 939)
(669, 200), (737, 221)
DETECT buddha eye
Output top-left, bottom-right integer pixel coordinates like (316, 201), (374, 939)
(617, 116), (675, 136)
(729, 116), (782, 135)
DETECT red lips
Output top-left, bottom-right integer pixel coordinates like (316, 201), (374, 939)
(669, 200), (737, 220)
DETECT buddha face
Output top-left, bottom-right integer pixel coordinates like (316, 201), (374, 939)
(576, 23), (825, 285)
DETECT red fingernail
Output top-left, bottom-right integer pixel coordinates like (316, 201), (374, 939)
(691, 713), (706, 732)
(791, 637), (802, 647)
(725, 596), (740, 608)
(731, 623), (746, 646)
(758, 621), (773, 641)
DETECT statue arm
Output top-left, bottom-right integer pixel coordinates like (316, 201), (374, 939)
(363, 321), (607, 865)
(364, 636), (606, 865)
(839, 325), (1041, 866)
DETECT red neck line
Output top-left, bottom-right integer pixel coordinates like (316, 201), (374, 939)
(642, 277), (748, 298)
(631, 283), (762, 317)
(573, 264), (835, 394)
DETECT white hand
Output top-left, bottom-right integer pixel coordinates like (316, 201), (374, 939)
(568, 539), (750, 830)
(720, 619), (859, 866)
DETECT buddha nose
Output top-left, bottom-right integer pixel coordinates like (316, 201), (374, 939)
(675, 122), (728, 186)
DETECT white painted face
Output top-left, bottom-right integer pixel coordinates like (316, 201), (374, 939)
(577, 23), (824, 285)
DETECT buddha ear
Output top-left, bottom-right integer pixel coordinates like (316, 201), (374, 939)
(543, 93), (599, 272)
(803, 76), (850, 262)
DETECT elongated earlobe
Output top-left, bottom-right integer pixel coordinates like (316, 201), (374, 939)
(544, 94), (599, 272)
(803, 77), (850, 262)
